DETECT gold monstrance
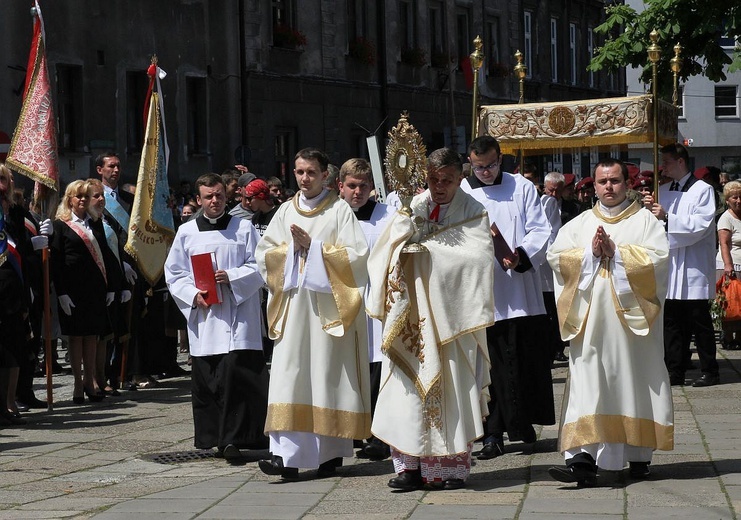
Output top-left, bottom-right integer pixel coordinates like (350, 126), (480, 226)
(384, 112), (428, 253)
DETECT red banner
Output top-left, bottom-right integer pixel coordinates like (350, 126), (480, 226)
(6, 1), (59, 190)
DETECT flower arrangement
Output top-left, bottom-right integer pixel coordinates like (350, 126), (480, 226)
(401, 46), (427, 68)
(489, 61), (511, 78)
(273, 24), (307, 50)
(349, 37), (377, 65)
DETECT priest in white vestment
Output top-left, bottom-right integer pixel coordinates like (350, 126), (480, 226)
(338, 158), (396, 461)
(547, 159), (674, 486)
(256, 148), (371, 480)
(368, 148), (495, 491)
(165, 173), (269, 461)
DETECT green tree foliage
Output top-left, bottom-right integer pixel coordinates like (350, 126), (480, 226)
(589, 1), (741, 88)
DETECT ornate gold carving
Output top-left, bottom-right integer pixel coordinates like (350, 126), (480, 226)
(479, 95), (678, 155)
(423, 380), (443, 430)
(548, 106), (576, 134)
(384, 112), (427, 203)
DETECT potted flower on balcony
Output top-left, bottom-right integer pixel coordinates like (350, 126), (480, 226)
(349, 37), (377, 65)
(273, 23), (307, 50)
(401, 46), (427, 68)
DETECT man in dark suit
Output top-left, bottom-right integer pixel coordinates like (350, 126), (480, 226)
(96, 152), (133, 212)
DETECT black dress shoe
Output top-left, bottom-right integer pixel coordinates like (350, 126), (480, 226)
(692, 374), (720, 387)
(548, 464), (597, 487)
(14, 401), (29, 413)
(258, 456), (298, 480)
(628, 461), (651, 478)
(388, 470), (424, 491)
(443, 478), (465, 490)
(222, 444), (243, 462)
(477, 439), (505, 460)
(669, 374), (685, 386)
(554, 352), (569, 362)
(17, 397), (47, 409)
(362, 439), (391, 460)
(317, 457), (342, 477)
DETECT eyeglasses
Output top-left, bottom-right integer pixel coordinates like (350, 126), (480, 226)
(472, 162), (500, 174)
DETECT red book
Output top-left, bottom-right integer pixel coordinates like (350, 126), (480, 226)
(191, 252), (221, 305)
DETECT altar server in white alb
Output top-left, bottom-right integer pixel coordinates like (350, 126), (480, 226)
(338, 158), (396, 461)
(547, 159), (673, 487)
(165, 173), (269, 462)
(256, 148), (371, 480)
(462, 136), (555, 459)
(368, 147), (495, 491)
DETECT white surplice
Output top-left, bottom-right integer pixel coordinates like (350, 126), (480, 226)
(547, 201), (674, 470)
(463, 172), (551, 320)
(165, 216), (264, 356)
(355, 201), (396, 363)
(256, 191), (371, 468)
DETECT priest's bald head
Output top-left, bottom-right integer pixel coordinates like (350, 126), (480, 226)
(594, 159), (629, 208)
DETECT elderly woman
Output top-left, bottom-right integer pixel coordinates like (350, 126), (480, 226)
(51, 180), (116, 403)
(717, 180), (741, 349)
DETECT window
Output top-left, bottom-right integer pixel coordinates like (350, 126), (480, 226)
(429, 2), (444, 56)
(56, 65), (83, 153)
(399, 0), (417, 51)
(715, 86), (738, 117)
(569, 23), (577, 85)
(274, 129), (296, 189)
(347, 0), (367, 41)
(587, 27), (595, 88)
(186, 76), (208, 155)
(552, 152), (563, 172)
(456, 6), (471, 61)
(272, 0), (296, 27)
(676, 85), (685, 119)
(486, 17), (501, 67)
(125, 71), (149, 154)
(524, 11), (533, 79)
(272, 0), (300, 48)
(550, 18), (558, 82)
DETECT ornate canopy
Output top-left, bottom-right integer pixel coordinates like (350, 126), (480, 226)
(477, 95), (678, 156)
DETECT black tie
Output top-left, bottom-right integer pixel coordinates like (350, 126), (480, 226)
(670, 181), (680, 191)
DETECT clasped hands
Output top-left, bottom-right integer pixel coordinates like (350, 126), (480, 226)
(592, 225), (615, 259)
(290, 224), (312, 256)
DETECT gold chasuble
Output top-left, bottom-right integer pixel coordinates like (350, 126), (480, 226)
(547, 201), (674, 461)
(367, 188), (495, 457)
(256, 194), (371, 443)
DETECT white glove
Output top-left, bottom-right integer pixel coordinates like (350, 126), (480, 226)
(106, 292), (115, 306)
(123, 262), (138, 285)
(58, 295), (75, 316)
(31, 235), (48, 250)
(120, 290), (132, 303)
(39, 219), (53, 236)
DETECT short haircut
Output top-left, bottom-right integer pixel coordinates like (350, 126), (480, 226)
(523, 162), (538, 174)
(661, 143), (690, 163)
(339, 158), (373, 183)
(295, 147), (329, 172)
(221, 170), (240, 185)
(544, 172), (565, 185)
(427, 147), (463, 175)
(95, 151), (119, 169)
(468, 136), (501, 156)
(723, 180), (741, 201)
(195, 173), (225, 192)
(267, 176), (283, 188)
(595, 158), (628, 182)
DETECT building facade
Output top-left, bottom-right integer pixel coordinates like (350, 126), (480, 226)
(0, 1), (619, 190)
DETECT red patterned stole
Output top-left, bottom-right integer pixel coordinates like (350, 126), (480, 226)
(65, 219), (107, 284)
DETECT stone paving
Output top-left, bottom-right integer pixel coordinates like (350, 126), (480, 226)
(0, 347), (739, 520)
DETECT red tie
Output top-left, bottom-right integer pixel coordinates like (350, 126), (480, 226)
(429, 204), (440, 222)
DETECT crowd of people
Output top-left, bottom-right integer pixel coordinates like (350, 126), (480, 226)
(0, 138), (733, 491)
